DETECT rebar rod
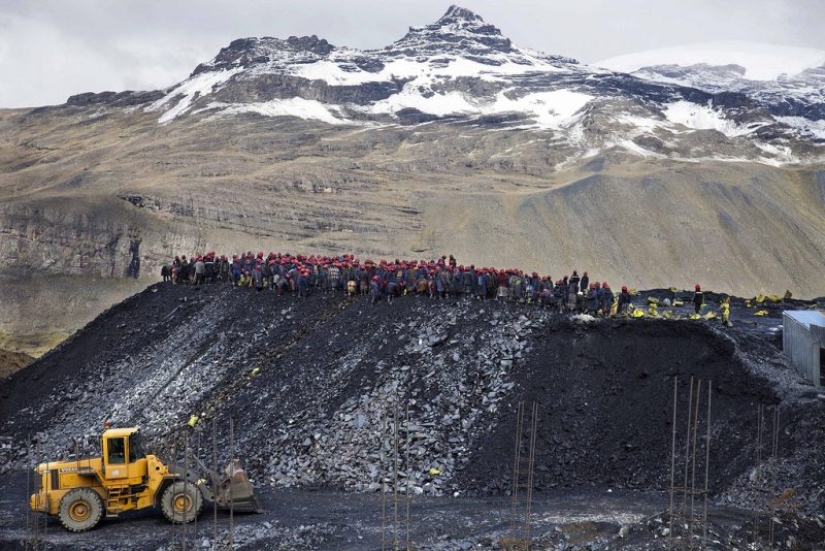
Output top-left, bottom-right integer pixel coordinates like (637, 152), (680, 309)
(769, 407), (780, 550)
(41, 437), (47, 544)
(25, 434), (31, 547)
(511, 401), (524, 536)
(702, 380), (712, 549)
(172, 439), (179, 547)
(33, 437), (39, 551)
(525, 402), (538, 547)
(194, 431), (200, 544)
(669, 377), (678, 551)
(229, 416), (234, 549)
(212, 421), (217, 551)
(393, 402), (399, 549)
(381, 409), (387, 551)
(683, 376), (694, 513)
(754, 404), (763, 546)
(183, 432), (188, 551)
(405, 402), (411, 551)
(31, 435), (38, 551)
(689, 378), (702, 544)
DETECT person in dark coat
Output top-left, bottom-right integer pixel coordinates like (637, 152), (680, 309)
(600, 282), (615, 317)
(693, 284), (704, 314)
(586, 284), (600, 315)
(370, 276), (383, 304)
(568, 271), (580, 294)
(617, 286), (632, 314)
(580, 271), (589, 294)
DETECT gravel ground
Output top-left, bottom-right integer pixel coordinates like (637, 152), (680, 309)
(0, 283), (823, 549)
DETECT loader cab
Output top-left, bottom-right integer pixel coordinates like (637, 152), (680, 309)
(101, 427), (148, 484)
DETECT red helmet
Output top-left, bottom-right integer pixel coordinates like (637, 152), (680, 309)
(621, 286), (628, 293)
(603, 282), (610, 289)
(695, 284), (701, 291)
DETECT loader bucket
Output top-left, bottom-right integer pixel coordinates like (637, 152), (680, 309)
(215, 459), (263, 513)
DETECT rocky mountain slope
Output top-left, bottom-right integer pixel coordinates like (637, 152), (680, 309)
(0, 284), (823, 549)
(0, 348), (32, 380)
(1, 6), (824, 353)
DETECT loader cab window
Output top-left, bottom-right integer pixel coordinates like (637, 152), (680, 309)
(128, 433), (145, 462)
(108, 437), (126, 464)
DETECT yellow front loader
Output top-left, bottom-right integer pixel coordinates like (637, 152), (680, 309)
(30, 426), (262, 532)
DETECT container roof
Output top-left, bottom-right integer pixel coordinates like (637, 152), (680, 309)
(784, 310), (825, 329)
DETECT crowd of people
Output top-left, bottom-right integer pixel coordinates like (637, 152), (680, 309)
(160, 251), (704, 318)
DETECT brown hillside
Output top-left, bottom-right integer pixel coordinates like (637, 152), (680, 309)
(0, 105), (823, 345)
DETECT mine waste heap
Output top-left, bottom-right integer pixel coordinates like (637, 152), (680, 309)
(1, 283), (824, 550)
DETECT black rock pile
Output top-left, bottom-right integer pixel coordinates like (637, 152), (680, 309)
(1, 283), (823, 521)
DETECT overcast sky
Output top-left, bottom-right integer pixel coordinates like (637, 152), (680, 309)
(1, 0), (823, 108)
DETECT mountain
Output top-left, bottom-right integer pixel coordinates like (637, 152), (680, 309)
(1, 6), (824, 353)
(596, 41), (825, 139)
(127, 11), (825, 160)
(596, 41), (825, 81)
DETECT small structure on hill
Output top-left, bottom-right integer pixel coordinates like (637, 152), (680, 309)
(783, 311), (825, 388)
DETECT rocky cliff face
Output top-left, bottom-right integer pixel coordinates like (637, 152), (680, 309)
(1, 6), (824, 350)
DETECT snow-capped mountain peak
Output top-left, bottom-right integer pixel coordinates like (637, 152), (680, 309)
(596, 41), (825, 81)
(191, 35), (336, 76)
(391, 5), (513, 56)
(139, 8), (824, 165)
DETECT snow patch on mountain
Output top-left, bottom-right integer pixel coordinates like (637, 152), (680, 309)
(776, 116), (825, 141)
(615, 139), (666, 159)
(663, 100), (762, 137)
(220, 98), (351, 126)
(288, 52), (570, 88)
(362, 87), (592, 128)
(596, 41), (825, 81)
(148, 68), (241, 124)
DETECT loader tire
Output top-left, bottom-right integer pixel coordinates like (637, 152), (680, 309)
(161, 481), (203, 524)
(58, 488), (103, 532)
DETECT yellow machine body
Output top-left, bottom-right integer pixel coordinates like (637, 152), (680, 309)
(29, 427), (174, 517)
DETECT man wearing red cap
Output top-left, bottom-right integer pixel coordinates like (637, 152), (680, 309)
(617, 286), (632, 314)
(692, 285), (704, 314)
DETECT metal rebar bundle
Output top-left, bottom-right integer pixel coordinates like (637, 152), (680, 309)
(510, 401), (538, 549)
(668, 376), (713, 551)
